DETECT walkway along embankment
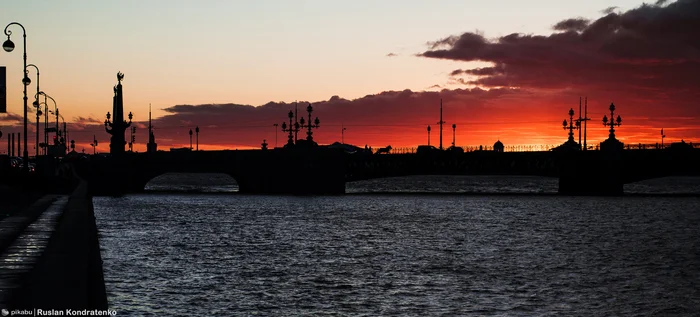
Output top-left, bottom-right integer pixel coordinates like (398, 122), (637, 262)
(9, 180), (108, 310)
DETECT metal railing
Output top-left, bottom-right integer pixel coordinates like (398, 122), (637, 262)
(379, 142), (699, 154)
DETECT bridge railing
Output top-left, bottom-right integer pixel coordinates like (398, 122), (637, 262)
(382, 142), (698, 154)
(623, 142), (699, 150)
(387, 145), (558, 154)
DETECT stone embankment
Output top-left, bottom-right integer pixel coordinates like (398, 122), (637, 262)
(0, 181), (108, 310)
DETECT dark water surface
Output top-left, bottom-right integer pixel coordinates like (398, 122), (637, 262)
(94, 175), (700, 316)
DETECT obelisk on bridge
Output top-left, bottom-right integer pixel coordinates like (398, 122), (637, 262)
(105, 72), (133, 155)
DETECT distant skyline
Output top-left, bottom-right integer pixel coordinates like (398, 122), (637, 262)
(1, 0), (698, 152)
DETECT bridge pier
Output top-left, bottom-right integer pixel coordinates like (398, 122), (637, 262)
(558, 150), (623, 196)
(233, 148), (346, 195)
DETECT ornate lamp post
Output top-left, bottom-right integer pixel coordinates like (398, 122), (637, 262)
(427, 125), (431, 146)
(33, 100), (45, 156)
(299, 103), (320, 143)
(562, 108), (579, 143)
(37, 91), (55, 154)
(39, 92), (57, 154)
(602, 103), (622, 139)
(4, 22), (31, 172)
(91, 135), (98, 154)
(281, 110), (299, 147)
(188, 128), (193, 150)
(195, 126), (199, 151)
(452, 124), (456, 147)
(26, 64), (40, 156)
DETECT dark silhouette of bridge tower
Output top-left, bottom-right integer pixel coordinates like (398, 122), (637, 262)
(147, 103), (157, 153)
(105, 72), (133, 155)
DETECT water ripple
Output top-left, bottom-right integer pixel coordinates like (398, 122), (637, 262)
(94, 181), (700, 316)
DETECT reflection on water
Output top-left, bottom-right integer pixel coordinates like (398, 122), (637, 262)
(146, 173), (239, 193)
(144, 173), (700, 195)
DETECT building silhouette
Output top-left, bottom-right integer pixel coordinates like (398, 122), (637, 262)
(494, 140), (504, 152)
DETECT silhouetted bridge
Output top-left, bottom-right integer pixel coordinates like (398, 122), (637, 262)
(71, 146), (700, 196)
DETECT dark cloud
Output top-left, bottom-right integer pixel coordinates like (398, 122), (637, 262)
(70, 116), (102, 131)
(602, 6), (619, 15)
(386, 53), (398, 57)
(139, 88), (531, 149)
(0, 113), (22, 124)
(553, 18), (590, 32)
(420, 0), (700, 119)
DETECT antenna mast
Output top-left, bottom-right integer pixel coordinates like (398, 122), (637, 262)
(438, 98), (445, 150)
(148, 103), (152, 135)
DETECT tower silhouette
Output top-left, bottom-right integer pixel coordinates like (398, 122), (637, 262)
(147, 103), (157, 153)
(105, 72), (132, 155)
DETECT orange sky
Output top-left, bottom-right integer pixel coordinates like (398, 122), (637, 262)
(1, 0), (698, 153)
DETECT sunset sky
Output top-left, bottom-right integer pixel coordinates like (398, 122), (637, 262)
(1, 0), (699, 153)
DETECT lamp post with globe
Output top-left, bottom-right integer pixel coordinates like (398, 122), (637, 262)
(4, 22), (31, 172)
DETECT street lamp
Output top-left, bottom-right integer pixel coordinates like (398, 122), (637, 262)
(452, 124), (456, 147)
(195, 126), (199, 151)
(91, 135), (98, 154)
(661, 128), (666, 149)
(427, 125), (431, 146)
(38, 92), (58, 148)
(33, 100), (46, 156)
(563, 108), (578, 143)
(602, 103), (622, 139)
(26, 64), (40, 156)
(4, 22), (30, 173)
(299, 103), (320, 142)
(281, 110), (299, 147)
(189, 128), (193, 150)
(37, 91), (55, 154)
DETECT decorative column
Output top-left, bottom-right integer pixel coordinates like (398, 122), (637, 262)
(105, 72), (133, 155)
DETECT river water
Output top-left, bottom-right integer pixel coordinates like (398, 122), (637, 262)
(93, 175), (700, 316)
